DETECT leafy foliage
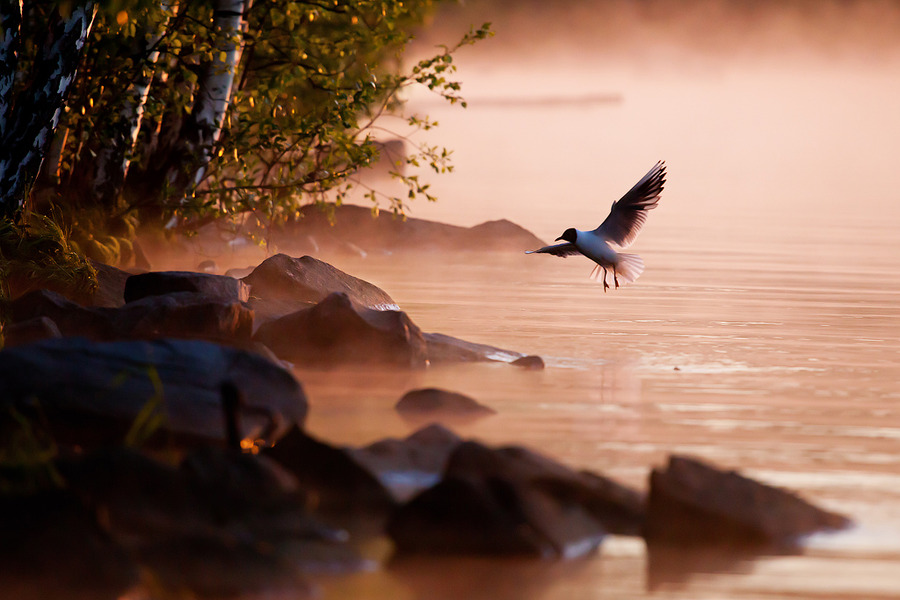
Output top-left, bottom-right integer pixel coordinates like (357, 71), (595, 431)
(33, 1), (491, 232)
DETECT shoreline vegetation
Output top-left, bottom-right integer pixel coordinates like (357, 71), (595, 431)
(0, 207), (849, 599)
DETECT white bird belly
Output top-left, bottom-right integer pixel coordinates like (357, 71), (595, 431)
(575, 231), (620, 266)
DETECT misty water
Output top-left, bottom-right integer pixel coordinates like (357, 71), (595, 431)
(264, 3), (900, 598)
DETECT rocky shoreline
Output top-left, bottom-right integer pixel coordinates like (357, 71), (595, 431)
(0, 214), (851, 599)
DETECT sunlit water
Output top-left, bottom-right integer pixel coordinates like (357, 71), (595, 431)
(280, 5), (900, 597)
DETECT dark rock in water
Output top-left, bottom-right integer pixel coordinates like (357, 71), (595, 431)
(444, 442), (645, 537)
(255, 292), (427, 367)
(395, 388), (496, 420)
(265, 426), (397, 519)
(388, 473), (604, 558)
(388, 440), (643, 557)
(422, 331), (528, 364)
(10, 288), (253, 345)
(55, 447), (353, 597)
(271, 203), (546, 255)
(350, 424), (463, 501)
(124, 270), (249, 304)
(242, 253), (398, 324)
(0, 337), (307, 447)
(644, 455), (852, 547)
(2, 316), (61, 347)
(512, 355), (545, 370)
(0, 491), (140, 600)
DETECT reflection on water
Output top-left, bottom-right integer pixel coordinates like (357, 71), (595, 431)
(301, 1), (900, 597)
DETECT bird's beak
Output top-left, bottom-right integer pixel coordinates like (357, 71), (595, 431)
(555, 236), (565, 242)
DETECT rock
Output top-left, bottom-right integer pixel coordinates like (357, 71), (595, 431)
(1, 316), (62, 347)
(0, 491), (139, 600)
(350, 424), (463, 501)
(443, 442), (645, 536)
(388, 441), (643, 557)
(10, 288), (253, 345)
(388, 474), (604, 558)
(512, 355), (545, 370)
(55, 447), (353, 597)
(265, 426), (397, 520)
(395, 388), (496, 422)
(644, 455), (852, 547)
(254, 292), (428, 367)
(124, 270), (250, 304)
(270, 204), (546, 255)
(242, 253), (398, 324)
(0, 337), (307, 447)
(84, 260), (131, 307)
(423, 332), (528, 364)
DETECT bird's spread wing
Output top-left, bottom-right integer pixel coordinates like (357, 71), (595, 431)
(526, 242), (581, 257)
(593, 160), (665, 248)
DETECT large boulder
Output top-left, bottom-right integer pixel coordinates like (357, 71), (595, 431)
(0, 337), (307, 447)
(124, 271), (250, 304)
(644, 455), (851, 547)
(9, 288), (253, 345)
(265, 426), (397, 520)
(388, 441), (645, 557)
(254, 292), (428, 367)
(242, 253), (398, 323)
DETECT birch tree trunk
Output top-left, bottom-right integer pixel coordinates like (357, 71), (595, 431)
(166, 0), (247, 202)
(92, 4), (174, 208)
(0, 2), (97, 220)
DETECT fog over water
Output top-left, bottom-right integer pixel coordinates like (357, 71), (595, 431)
(304, 2), (900, 598)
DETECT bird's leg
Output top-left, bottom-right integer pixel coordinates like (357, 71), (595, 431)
(613, 266), (619, 289)
(602, 267), (609, 292)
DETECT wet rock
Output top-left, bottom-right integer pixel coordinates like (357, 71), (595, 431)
(644, 455), (852, 547)
(388, 441), (643, 557)
(423, 331), (530, 364)
(0, 491), (139, 600)
(0, 337), (307, 447)
(124, 270), (250, 304)
(395, 388), (496, 422)
(265, 426), (397, 520)
(1, 316), (62, 347)
(512, 355), (545, 370)
(271, 203), (546, 255)
(242, 253), (398, 324)
(350, 424), (463, 501)
(10, 288), (253, 345)
(254, 292), (428, 367)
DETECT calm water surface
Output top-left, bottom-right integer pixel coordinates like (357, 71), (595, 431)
(281, 4), (900, 596)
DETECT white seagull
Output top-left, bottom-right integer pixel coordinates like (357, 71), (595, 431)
(527, 161), (665, 291)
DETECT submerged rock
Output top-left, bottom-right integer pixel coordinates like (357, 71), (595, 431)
(644, 455), (852, 547)
(254, 292), (428, 367)
(124, 270), (250, 304)
(242, 253), (398, 324)
(422, 332), (531, 365)
(0, 337), (307, 447)
(388, 441), (645, 558)
(395, 388), (496, 423)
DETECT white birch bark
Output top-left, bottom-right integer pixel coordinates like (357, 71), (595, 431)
(0, 2), (97, 219)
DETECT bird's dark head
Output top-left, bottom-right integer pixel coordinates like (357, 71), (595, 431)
(556, 228), (577, 243)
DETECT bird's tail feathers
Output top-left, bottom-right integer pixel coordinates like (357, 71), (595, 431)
(615, 253), (644, 285)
